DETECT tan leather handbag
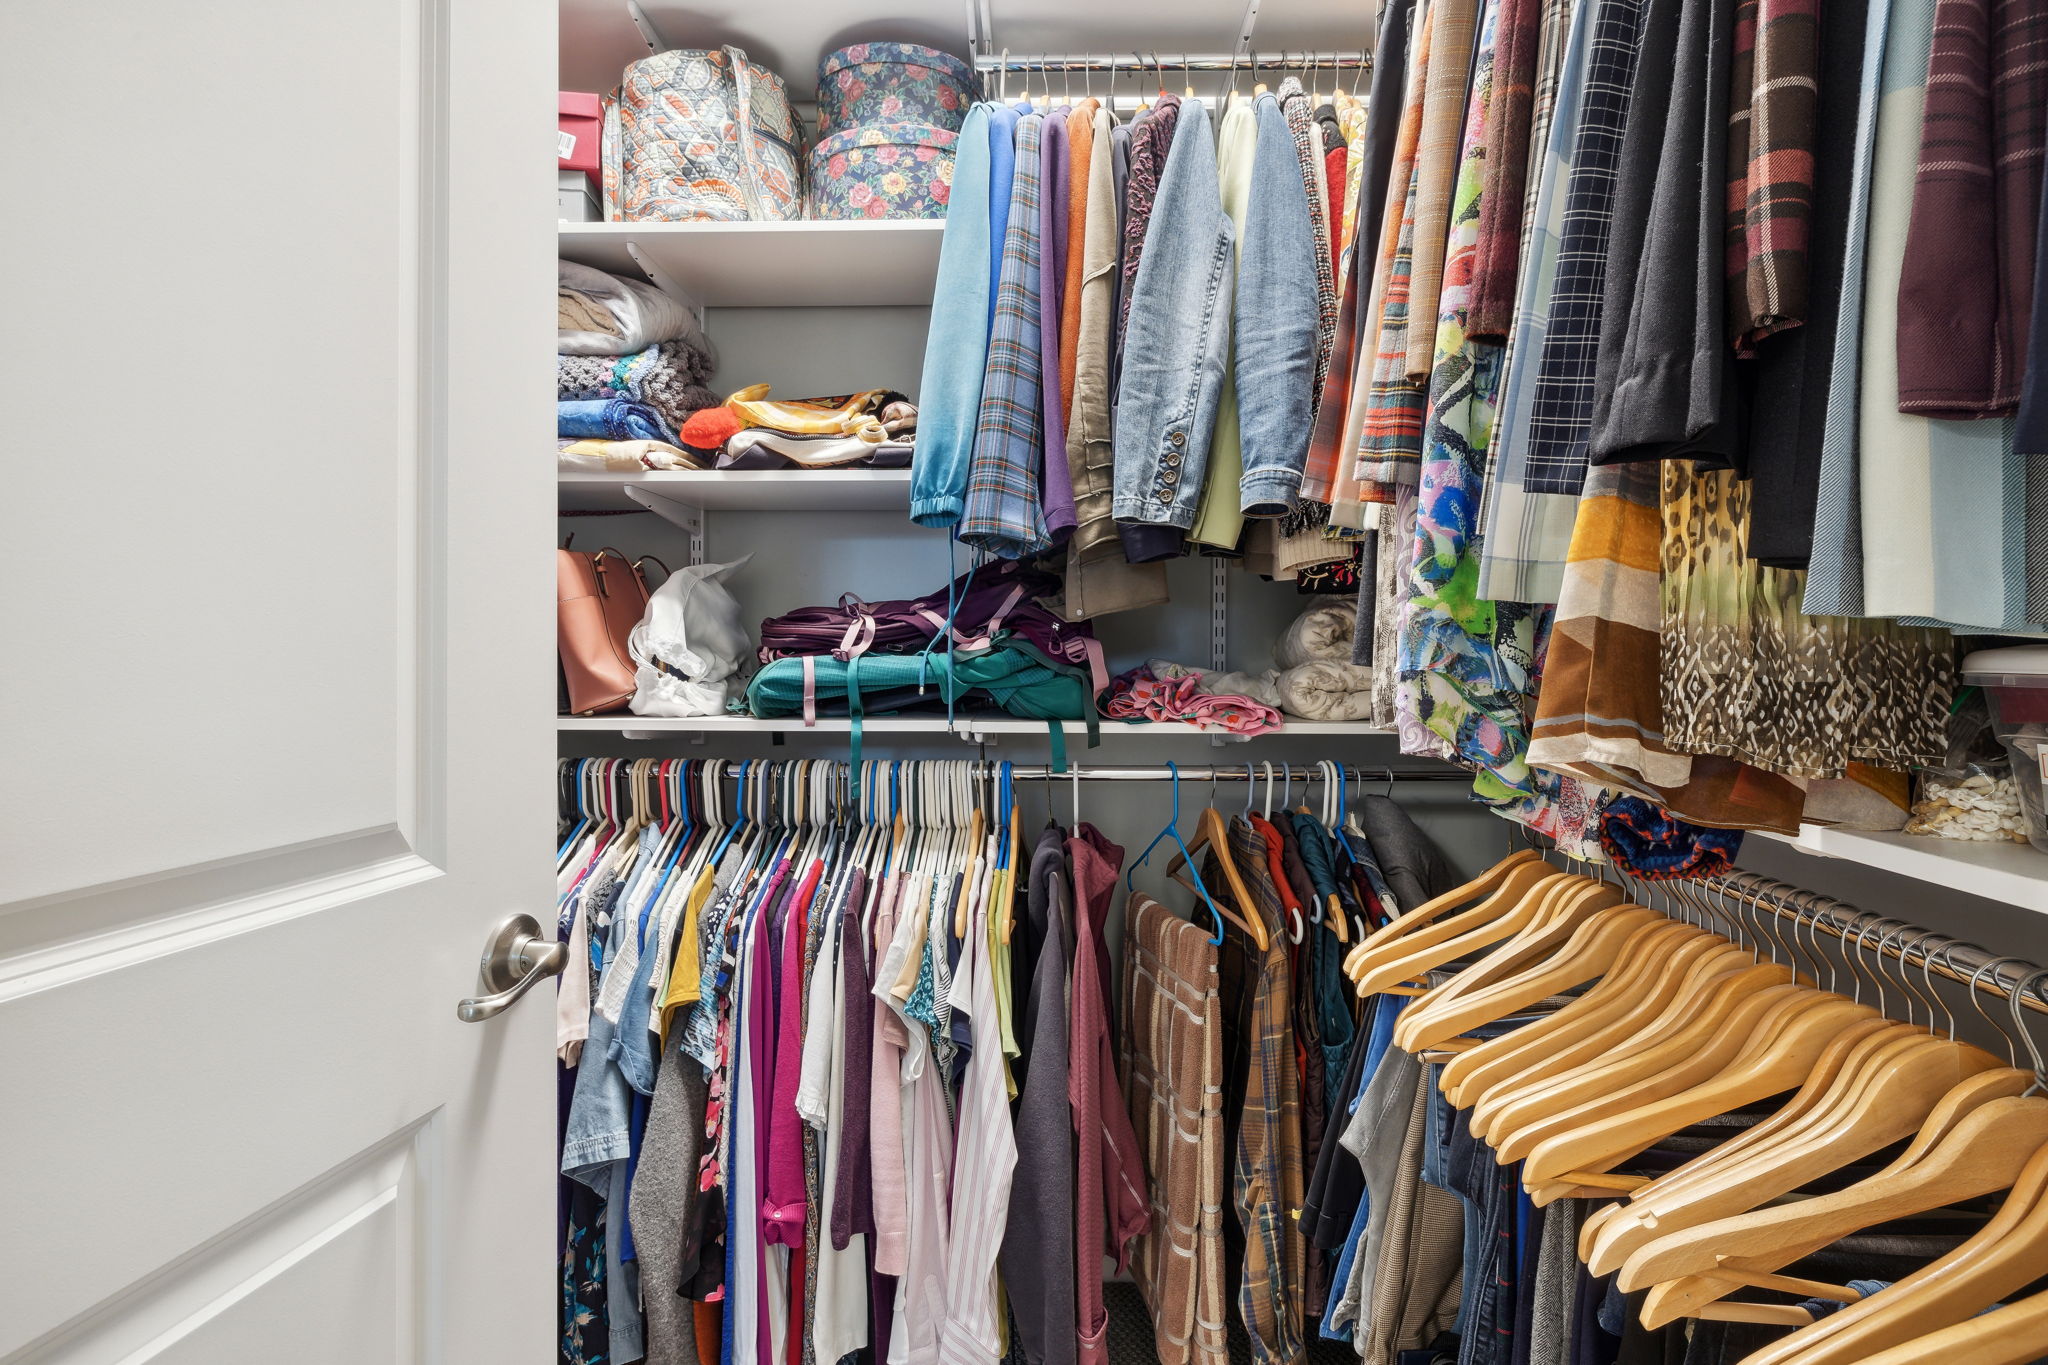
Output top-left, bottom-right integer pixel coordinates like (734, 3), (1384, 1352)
(557, 547), (666, 714)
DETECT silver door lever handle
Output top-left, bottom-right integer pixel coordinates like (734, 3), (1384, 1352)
(457, 914), (569, 1022)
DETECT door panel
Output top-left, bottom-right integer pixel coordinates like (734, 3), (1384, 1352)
(0, 0), (554, 1359)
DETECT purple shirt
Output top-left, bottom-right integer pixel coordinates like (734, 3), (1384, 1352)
(1038, 108), (1078, 539)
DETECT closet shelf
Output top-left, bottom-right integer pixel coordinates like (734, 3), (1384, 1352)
(557, 716), (1394, 740)
(560, 469), (911, 512)
(1758, 824), (2048, 912)
(558, 221), (944, 307)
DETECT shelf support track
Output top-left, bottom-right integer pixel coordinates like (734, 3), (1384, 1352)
(624, 486), (706, 566)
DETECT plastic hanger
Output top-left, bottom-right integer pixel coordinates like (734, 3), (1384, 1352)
(1167, 793), (1271, 951)
(1128, 762), (1238, 948)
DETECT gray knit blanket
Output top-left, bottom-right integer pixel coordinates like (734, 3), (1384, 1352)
(557, 342), (719, 436)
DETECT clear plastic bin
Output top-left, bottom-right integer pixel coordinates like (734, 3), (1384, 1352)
(1961, 647), (2048, 853)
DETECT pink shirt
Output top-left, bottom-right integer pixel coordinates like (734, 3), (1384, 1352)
(763, 859), (822, 1248)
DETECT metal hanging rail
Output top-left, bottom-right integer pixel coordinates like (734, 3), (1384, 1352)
(1700, 870), (2048, 1019)
(972, 50), (1373, 78)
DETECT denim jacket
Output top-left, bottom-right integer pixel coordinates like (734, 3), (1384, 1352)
(1112, 101), (1234, 530)
(1235, 94), (1320, 515)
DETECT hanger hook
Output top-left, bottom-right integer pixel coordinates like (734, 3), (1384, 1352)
(2010, 967), (2048, 1093)
(1968, 956), (2033, 1068)
(1244, 762), (1255, 816)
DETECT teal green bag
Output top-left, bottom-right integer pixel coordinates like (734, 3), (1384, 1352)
(746, 632), (1099, 767)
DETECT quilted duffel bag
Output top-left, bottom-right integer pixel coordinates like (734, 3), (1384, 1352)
(617, 46), (804, 222)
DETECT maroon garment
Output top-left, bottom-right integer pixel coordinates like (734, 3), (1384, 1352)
(1896, 0), (2048, 416)
(1724, 0), (1820, 350)
(830, 870), (873, 1249)
(1468, 0), (1548, 340)
(1115, 95), (1183, 353)
(1065, 823), (1152, 1365)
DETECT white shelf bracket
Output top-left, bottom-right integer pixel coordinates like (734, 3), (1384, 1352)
(623, 486), (706, 566)
(623, 241), (709, 334)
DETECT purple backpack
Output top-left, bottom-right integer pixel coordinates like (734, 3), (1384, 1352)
(758, 559), (1106, 693)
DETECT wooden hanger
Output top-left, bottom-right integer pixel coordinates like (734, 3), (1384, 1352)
(1442, 926), (1727, 1108)
(1848, 1286), (2048, 1365)
(1478, 964), (1797, 1160)
(1393, 903), (1662, 1053)
(1623, 1096), (2048, 1325)
(1586, 1040), (2014, 1274)
(1349, 865), (1585, 999)
(1341, 848), (1543, 973)
(1459, 924), (1775, 1138)
(1578, 1016), (1918, 1268)
(1168, 806), (1270, 951)
(1732, 1141), (2048, 1365)
(1519, 991), (1878, 1185)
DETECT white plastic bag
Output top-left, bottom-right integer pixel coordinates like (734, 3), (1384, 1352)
(628, 555), (752, 716)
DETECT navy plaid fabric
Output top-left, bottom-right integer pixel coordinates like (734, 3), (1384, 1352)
(961, 113), (1053, 558)
(1518, 0), (1644, 497)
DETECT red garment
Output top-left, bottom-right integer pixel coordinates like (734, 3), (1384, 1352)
(1324, 143), (1347, 280)
(1248, 815), (1302, 918)
(1066, 824), (1152, 1365)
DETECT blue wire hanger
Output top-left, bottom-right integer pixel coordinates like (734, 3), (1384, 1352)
(1128, 761), (1227, 945)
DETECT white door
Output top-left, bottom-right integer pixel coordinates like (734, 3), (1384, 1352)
(0, 1), (556, 1360)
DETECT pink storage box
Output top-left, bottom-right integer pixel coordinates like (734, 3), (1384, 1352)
(559, 92), (603, 175)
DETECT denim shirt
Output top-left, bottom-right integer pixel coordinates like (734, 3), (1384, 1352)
(1235, 94), (1321, 514)
(1111, 100), (1235, 530)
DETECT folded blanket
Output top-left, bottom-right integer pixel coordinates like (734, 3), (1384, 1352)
(558, 343), (719, 436)
(558, 260), (713, 356)
(1277, 598), (1360, 667)
(557, 439), (707, 472)
(1273, 661), (1377, 721)
(1103, 664), (1285, 735)
(558, 397), (668, 442)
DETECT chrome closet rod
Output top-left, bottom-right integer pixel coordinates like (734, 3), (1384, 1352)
(973, 51), (1373, 74)
(1701, 870), (2048, 1018)
(993, 764), (1467, 782)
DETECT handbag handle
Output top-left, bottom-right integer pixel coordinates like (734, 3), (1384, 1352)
(634, 554), (672, 584)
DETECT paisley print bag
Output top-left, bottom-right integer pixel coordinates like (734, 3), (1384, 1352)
(617, 46), (805, 222)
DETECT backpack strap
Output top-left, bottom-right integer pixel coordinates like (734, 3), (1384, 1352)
(801, 655), (818, 727)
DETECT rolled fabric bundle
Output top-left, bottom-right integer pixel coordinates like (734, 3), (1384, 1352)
(1274, 660), (1377, 721)
(558, 396), (670, 442)
(1276, 597), (1360, 667)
